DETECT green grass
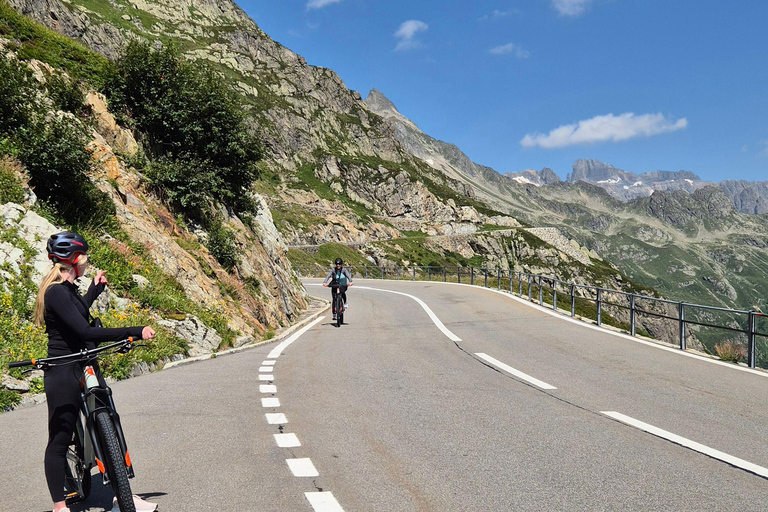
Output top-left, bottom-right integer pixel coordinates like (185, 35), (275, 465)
(0, 0), (110, 86)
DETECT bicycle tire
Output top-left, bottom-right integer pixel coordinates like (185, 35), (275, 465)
(63, 443), (91, 504)
(95, 410), (135, 512)
(336, 295), (343, 327)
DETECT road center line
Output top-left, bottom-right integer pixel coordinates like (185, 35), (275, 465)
(306, 284), (461, 342)
(287, 458), (319, 477)
(475, 353), (557, 390)
(305, 492), (345, 512)
(601, 411), (768, 478)
(268, 316), (325, 358)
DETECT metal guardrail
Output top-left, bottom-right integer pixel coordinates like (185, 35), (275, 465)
(299, 265), (768, 370)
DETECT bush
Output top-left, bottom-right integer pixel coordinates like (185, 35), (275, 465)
(106, 41), (261, 219)
(0, 156), (26, 204)
(206, 219), (240, 272)
(0, 52), (116, 229)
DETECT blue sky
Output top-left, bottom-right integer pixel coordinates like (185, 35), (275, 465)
(239, 0), (768, 183)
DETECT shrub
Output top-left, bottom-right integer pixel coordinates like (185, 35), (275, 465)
(0, 156), (26, 204)
(106, 41), (261, 219)
(714, 340), (746, 363)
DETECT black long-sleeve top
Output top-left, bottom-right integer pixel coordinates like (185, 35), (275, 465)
(44, 280), (144, 357)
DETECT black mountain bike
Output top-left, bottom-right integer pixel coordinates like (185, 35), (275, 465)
(10, 339), (144, 512)
(328, 283), (347, 327)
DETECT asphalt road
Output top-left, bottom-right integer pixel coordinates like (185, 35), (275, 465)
(1, 279), (767, 511)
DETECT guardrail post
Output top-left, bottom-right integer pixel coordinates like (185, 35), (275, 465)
(484, 268), (488, 288)
(428, 266), (431, 281)
(498, 269), (501, 290)
(397, 266), (401, 280)
(365, 266), (368, 279)
(471, 267), (475, 286)
(596, 288), (602, 326)
(553, 280), (557, 311)
(519, 272), (523, 296)
(457, 266), (461, 284)
(412, 266), (416, 281)
(443, 267), (446, 282)
(570, 284), (575, 317)
(748, 311), (756, 368)
(381, 266), (384, 279)
(630, 294), (636, 336)
(679, 302), (686, 350)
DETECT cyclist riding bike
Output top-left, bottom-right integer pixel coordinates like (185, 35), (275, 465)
(322, 258), (353, 321)
(34, 232), (157, 512)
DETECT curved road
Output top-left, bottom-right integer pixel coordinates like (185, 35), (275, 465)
(1, 279), (767, 511)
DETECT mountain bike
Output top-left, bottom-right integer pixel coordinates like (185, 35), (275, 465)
(9, 338), (144, 512)
(328, 283), (347, 327)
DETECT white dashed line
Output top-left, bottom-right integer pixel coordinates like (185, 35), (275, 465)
(265, 413), (287, 425)
(274, 433), (301, 448)
(262, 360), (276, 366)
(287, 458), (319, 477)
(259, 374), (274, 381)
(602, 411), (768, 478)
(262, 397), (280, 408)
(259, 366), (273, 372)
(475, 353), (557, 390)
(260, 384), (277, 393)
(305, 491), (345, 512)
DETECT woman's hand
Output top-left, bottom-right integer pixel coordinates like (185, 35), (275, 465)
(323, 282), (328, 287)
(94, 270), (108, 286)
(141, 326), (156, 340)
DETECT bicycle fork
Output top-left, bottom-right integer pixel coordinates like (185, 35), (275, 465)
(80, 367), (135, 486)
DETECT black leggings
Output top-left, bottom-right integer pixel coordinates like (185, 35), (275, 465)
(43, 363), (106, 502)
(331, 285), (348, 313)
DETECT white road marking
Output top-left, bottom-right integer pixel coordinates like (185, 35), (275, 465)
(258, 366), (272, 372)
(259, 374), (274, 381)
(269, 316), (325, 358)
(305, 491), (345, 512)
(287, 458), (319, 477)
(274, 433), (301, 448)
(602, 411), (768, 478)
(475, 353), (557, 390)
(265, 413), (287, 425)
(260, 384), (277, 393)
(262, 360), (276, 366)
(340, 285), (462, 342)
(262, 397), (280, 408)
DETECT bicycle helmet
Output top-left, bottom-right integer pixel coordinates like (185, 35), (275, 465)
(334, 258), (343, 266)
(47, 231), (88, 266)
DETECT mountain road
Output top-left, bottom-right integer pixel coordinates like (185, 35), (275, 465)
(1, 279), (767, 511)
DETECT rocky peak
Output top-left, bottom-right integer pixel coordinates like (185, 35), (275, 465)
(568, 159), (639, 184)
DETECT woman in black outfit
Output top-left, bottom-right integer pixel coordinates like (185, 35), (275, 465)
(33, 232), (157, 512)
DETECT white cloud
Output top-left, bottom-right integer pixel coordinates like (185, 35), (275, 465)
(306, 0), (341, 10)
(394, 20), (428, 51)
(759, 140), (768, 157)
(520, 113), (688, 149)
(479, 9), (517, 21)
(489, 43), (529, 58)
(552, 0), (592, 16)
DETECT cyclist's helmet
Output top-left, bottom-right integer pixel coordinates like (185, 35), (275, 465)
(334, 258), (343, 266)
(47, 231), (88, 266)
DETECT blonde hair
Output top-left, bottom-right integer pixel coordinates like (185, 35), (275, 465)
(33, 254), (88, 327)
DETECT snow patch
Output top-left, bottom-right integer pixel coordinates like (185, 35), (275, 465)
(597, 178), (622, 184)
(512, 176), (538, 186)
(632, 181), (643, 187)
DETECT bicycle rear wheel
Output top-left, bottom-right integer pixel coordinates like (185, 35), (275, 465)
(95, 410), (135, 512)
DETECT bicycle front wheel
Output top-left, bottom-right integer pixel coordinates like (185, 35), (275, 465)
(95, 410), (135, 512)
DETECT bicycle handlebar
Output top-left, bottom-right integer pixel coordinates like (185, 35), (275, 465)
(326, 283), (351, 288)
(8, 338), (138, 370)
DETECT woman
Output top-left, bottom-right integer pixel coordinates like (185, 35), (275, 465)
(34, 231), (157, 512)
